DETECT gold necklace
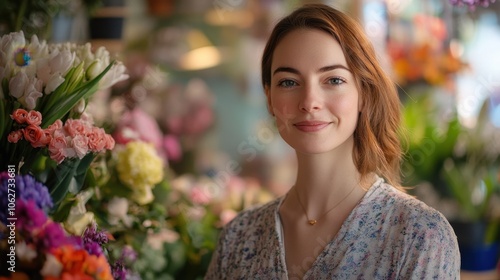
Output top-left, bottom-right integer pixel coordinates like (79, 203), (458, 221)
(294, 185), (357, 226)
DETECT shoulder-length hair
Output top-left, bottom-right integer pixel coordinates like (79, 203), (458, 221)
(261, 4), (403, 188)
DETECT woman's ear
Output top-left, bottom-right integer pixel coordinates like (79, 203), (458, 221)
(265, 85), (275, 116)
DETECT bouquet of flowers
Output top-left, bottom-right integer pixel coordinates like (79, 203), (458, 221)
(0, 172), (114, 279)
(0, 30), (128, 209)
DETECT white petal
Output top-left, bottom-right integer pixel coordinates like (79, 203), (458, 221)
(99, 62), (129, 90)
(45, 73), (65, 94)
(36, 57), (52, 84)
(85, 59), (105, 80)
(49, 49), (75, 76)
(8, 71), (28, 98)
(22, 86), (43, 110)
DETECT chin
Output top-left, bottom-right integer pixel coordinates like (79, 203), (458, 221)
(283, 135), (355, 156)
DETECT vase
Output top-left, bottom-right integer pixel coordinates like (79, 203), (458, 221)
(450, 220), (500, 271)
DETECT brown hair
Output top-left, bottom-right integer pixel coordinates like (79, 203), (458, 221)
(261, 4), (403, 188)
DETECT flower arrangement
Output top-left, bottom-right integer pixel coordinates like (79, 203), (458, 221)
(0, 172), (114, 279)
(0, 30), (127, 209)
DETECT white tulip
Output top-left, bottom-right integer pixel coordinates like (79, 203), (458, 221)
(86, 59), (106, 80)
(99, 62), (129, 90)
(8, 71), (28, 98)
(45, 73), (65, 94)
(36, 57), (51, 84)
(49, 48), (75, 76)
(0, 32), (26, 65)
(21, 78), (43, 109)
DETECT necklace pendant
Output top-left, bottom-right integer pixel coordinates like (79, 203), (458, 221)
(308, 219), (317, 225)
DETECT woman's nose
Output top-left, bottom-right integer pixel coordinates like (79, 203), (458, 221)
(299, 84), (322, 112)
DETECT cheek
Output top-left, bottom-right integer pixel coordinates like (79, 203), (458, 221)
(270, 96), (297, 119)
(327, 95), (359, 117)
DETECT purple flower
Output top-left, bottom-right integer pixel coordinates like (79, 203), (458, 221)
(15, 200), (48, 232)
(121, 245), (138, 262)
(85, 241), (104, 256)
(82, 223), (109, 246)
(111, 259), (128, 280)
(0, 172), (53, 223)
(38, 221), (74, 250)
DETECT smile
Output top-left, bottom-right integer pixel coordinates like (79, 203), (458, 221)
(293, 121), (331, 132)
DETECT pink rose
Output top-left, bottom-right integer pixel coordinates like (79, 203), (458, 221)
(64, 119), (88, 137)
(71, 135), (89, 159)
(46, 120), (63, 134)
(87, 127), (107, 152)
(25, 110), (42, 126)
(49, 135), (68, 164)
(10, 108), (29, 124)
(7, 130), (23, 143)
(22, 125), (45, 147)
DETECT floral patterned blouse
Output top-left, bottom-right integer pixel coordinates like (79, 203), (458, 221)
(205, 177), (460, 280)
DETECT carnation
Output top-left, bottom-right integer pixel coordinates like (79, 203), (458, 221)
(116, 141), (164, 204)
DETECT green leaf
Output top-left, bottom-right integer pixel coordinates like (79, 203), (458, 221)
(45, 158), (80, 208)
(40, 62), (114, 128)
(51, 195), (78, 222)
(73, 153), (95, 191)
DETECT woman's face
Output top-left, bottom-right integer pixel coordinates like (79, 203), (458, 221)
(266, 28), (361, 155)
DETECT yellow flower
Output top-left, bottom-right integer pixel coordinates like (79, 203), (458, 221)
(117, 141), (164, 204)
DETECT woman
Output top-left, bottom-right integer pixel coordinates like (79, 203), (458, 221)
(206, 4), (460, 279)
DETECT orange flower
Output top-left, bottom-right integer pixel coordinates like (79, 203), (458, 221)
(50, 245), (113, 280)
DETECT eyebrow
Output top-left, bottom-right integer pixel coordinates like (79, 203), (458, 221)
(272, 64), (351, 76)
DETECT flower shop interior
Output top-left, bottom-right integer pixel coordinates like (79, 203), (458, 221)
(1, 0), (500, 279)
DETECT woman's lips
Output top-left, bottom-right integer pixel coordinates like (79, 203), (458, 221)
(293, 121), (331, 132)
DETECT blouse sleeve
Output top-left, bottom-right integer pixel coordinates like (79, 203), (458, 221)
(204, 226), (227, 280)
(398, 211), (461, 279)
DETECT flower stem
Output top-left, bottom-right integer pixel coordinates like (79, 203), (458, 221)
(15, 0), (29, 31)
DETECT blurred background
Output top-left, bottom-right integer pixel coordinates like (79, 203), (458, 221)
(1, 0), (500, 278)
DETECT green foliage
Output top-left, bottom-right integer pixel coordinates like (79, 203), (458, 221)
(402, 92), (500, 221)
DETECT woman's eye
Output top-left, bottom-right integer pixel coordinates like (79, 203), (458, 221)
(278, 80), (297, 88)
(328, 77), (345, 85)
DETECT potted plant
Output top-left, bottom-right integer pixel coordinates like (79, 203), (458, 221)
(401, 92), (500, 271)
(441, 102), (500, 271)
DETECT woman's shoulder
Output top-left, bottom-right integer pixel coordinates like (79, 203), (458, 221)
(368, 180), (457, 240)
(223, 197), (282, 236)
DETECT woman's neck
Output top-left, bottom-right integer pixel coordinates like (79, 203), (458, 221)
(292, 138), (365, 214)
